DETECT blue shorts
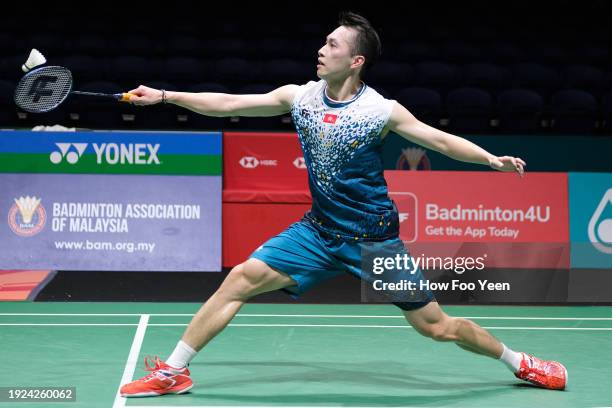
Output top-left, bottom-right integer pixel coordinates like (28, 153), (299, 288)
(249, 220), (435, 311)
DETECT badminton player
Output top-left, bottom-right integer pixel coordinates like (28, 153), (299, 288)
(120, 12), (567, 397)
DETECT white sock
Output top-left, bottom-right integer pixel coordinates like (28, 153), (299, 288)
(499, 343), (523, 373)
(166, 340), (197, 369)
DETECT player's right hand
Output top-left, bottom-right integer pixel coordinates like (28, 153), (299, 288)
(127, 85), (163, 105)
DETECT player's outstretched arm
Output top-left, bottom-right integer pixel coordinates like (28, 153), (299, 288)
(388, 102), (526, 176)
(128, 84), (300, 118)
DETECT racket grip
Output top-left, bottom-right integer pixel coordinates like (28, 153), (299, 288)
(118, 93), (133, 102)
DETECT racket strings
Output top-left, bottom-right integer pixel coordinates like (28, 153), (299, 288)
(14, 66), (72, 113)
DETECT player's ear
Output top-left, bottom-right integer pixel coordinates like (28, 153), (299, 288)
(351, 55), (365, 70)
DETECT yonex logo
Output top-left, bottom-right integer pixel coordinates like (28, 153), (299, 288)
(92, 143), (160, 165)
(240, 156), (259, 168)
(28, 75), (57, 103)
(50, 143), (161, 165)
(293, 157), (306, 169)
(50, 143), (88, 164)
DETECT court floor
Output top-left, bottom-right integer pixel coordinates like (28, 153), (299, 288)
(1, 302), (611, 408)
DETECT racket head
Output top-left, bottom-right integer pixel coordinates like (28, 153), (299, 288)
(14, 65), (73, 113)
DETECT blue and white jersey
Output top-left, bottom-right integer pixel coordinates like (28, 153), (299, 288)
(291, 79), (399, 241)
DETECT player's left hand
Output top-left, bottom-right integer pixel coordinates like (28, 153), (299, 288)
(489, 156), (526, 177)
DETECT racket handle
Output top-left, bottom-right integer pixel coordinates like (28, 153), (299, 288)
(118, 93), (134, 102)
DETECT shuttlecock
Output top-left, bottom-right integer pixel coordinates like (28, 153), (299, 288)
(21, 49), (46, 73)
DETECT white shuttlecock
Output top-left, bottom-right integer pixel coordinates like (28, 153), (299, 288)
(21, 49), (46, 72)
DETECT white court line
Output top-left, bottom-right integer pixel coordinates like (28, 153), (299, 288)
(244, 314), (612, 320)
(134, 404), (522, 408)
(134, 406), (440, 408)
(158, 324), (612, 331)
(0, 313), (183, 316)
(0, 323), (137, 326)
(112, 314), (149, 408)
(242, 314), (612, 321)
(133, 405), (612, 408)
(2, 312), (612, 320)
(135, 405), (430, 408)
(1, 322), (612, 330)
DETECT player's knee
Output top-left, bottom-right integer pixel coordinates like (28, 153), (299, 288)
(418, 323), (446, 341)
(218, 263), (253, 301)
(240, 259), (269, 287)
(222, 259), (266, 300)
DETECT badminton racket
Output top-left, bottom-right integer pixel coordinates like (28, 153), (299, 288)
(14, 65), (133, 113)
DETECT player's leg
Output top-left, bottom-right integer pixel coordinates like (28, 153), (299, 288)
(340, 238), (503, 357)
(403, 301), (567, 390)
(171, 221), (339, 362)
(121, 221), (342, 397)
(120, 258), (295, 397)
(181, 258), (295, 352)
(339, 235), (567, 391)
(402, 300), (502, 358)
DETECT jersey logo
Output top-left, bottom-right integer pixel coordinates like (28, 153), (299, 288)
(323, 113), (338, 124)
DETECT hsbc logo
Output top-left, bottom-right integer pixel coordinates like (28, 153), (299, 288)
(293, 157), (306, 169)
(239, 156), (277, 169)
(240, 156), (259, 168)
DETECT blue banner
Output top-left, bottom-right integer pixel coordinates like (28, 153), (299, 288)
(569, 173), (612, 268)
(0, 130), (222, 154)
(0, 130), (221, 175)
(1, 173), (221, 271)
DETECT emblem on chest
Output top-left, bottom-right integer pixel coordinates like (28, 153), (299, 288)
(323, 113), (338, 124)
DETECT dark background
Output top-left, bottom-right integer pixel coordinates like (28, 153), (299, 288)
(1, 0), (612, 133)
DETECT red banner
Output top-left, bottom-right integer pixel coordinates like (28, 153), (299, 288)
(386, 171), (570, 268)
(222, 133), (571, 269)
(223, 132), (311, 266)
(223, 132), (309, 202)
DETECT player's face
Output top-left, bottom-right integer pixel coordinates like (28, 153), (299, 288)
(317, 26), (360, 81)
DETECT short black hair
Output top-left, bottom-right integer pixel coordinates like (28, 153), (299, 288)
(337, 11), (381, 75)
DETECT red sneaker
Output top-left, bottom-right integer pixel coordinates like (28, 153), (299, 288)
(515, 353), (567, 390)
(120, 356), (193, 397)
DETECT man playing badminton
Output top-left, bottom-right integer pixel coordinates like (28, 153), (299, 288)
(120, 12), (567, 397)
